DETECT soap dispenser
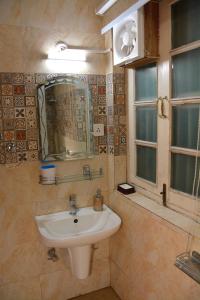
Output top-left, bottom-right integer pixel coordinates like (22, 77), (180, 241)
(93, 188), (103, 211)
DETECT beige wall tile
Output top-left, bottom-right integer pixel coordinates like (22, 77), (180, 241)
(109, 192), (200, 300)
(40, 257), (110, 300)
(0, 277), (41, 300)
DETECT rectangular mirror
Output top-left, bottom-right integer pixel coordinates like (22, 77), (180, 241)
(37, 76), (93, 161)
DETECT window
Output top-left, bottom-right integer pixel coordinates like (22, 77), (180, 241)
(128, 0), (200, 217)
(135, 64), (157, 183)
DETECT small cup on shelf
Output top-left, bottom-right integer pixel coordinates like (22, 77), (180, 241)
(40, 164), (56, 185)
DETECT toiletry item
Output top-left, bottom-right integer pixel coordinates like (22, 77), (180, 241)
(117, 183), (135, 194)
(93, 188), (103, 211)
(40, 164), (56, 184)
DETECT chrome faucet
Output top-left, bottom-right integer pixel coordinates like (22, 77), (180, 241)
(69, 194), (78, 216)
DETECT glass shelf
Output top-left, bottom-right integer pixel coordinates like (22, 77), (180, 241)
(39, 167), (103, 185)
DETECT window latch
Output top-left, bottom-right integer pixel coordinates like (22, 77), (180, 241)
(157, 96), (168, 119)
(160, 183), (167, 207)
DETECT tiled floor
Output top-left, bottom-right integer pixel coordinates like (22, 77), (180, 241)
(70, 287), (121, 300)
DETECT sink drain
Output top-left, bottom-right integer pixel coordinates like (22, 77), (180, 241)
(74, 218), (78, 223)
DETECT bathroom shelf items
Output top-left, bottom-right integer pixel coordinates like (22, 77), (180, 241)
(39, 166), (103, 185)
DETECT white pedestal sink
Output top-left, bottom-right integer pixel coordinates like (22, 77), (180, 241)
(35, 205), (121, 279)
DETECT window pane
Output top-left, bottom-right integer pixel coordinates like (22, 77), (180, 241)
(171, 0), (200, 49)
(136, 106), (157, 142)
(171, 153), (200, 196)
(172, 104), (200, 149)
(135, 63), (157, 101)
(172, 48), (200, 98)
(136, 146), (156, 183)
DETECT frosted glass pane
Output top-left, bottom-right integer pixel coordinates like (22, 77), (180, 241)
(172, 104), (200, 149)
(171, 153), (200, 196)
(172, 0), (200, 49)
(135, 63), (157, 101)
(136, 106), (157, 142)
(136, 146), (156, 183)
(172, 48), (200, 98)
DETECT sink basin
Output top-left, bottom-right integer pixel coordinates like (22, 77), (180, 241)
(35, 204), (121, 248)
(35, 204), (121, 279)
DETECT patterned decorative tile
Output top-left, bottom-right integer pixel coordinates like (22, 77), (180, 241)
(16, 130), (26, 140)
(4, 130), (15, 141)
(1, 73), (12, 84)
(12, 73), (24, 84)
(25, 96), (35, 106)
(17, 151), (27, 161)
(77, 75), (88, 83)
(115, 83), (124, 94)
(13, 85), (25, 95)
(119, 116), (126, 125)
(5, 152), (17, 163)
(106, 83), (114, 95)
(88, 75), (97, 84)
(15, 108), (25, 118)
(115, 94), (125, 104)
(106, 73), (113, 84)
(2, 96), (14, 107)
(27, 150), (38, 161)
(98, 85), (106, 95)
(114, 146), (119, 156)
(109, 146), (114, 155)
(113, 73), (125, 84)
(24, 73), (35, 83)
(26, 119), (37, 129)
(3, 108), (14, 119)
(107, 135), (114, 145)
(46, 73), (58, 80)
(98, 95), (106, 105)
(107, 106), (113, 116)
(35, 73), (46, 84)
(0, 153), (5, 163)
(3, 119), (15, 130)
(99, 145), (107, 154)
(98, 106), (106, 115)
(89, 84), (98, 97)
(25, 84), (36, 96)
(118, 104), (126, 115)
(107, 116), (113, 125)
(97, 75), (106, 85)
(99, 136), (107, 145)
(0, 142), (5, 153)
(28, 140), (38, 150)
(26, 106), (36, 119)
(27, 128), (38, 140)
(16, 141), (27, 151)
(120, 136), (126, 144)
(15, 118), (26, 129)
(119, 125), (126, 135)
(5, 142), (16, 153)
(14, 96), (25, 107)
(106, 94), (113, 106)
(1, 84), (13, 95)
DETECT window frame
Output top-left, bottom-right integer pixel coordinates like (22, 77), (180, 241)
(127, 0), (200, 218)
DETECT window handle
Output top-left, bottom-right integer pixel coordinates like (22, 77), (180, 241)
(157, 96), (168, 119)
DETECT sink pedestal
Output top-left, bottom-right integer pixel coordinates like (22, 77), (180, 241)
(68, 245), (92, 279)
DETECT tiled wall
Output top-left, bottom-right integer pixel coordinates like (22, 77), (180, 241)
(109, 191), (200, 300)
(0, 72), (126, 164)
(106, 72), (126, 156)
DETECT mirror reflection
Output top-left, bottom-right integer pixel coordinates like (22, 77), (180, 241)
(37, 76), (93, 161)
